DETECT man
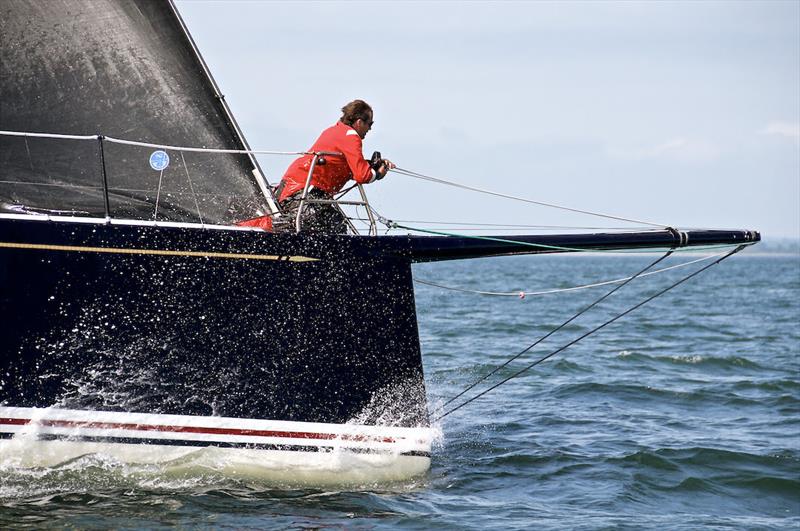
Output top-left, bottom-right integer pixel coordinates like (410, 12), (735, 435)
(274, 100), (395, 233)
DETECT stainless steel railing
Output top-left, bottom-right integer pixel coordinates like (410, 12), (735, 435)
(294, 152), (377, 235)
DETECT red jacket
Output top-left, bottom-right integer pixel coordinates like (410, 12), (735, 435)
(278, 121), (375, 202)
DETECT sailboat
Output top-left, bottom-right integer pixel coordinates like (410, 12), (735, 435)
(0, 0), (759, 485)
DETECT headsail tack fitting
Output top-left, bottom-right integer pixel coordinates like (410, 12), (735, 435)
(666, 226), (690, 248)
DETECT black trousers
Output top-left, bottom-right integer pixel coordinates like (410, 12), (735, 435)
(274, 189), (348, 234)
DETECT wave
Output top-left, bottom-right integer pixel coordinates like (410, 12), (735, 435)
(611, 447), (800, 494)
(544, 381), (800, 411)
(617, 446), (797, 468)
(0, 447), (429, 509)
(615, 351), (764, 370)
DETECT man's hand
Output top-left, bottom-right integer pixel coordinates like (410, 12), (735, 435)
(376, 159), (395, 179)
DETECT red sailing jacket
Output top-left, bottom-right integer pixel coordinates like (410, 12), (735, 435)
(277, 121), (375, 202)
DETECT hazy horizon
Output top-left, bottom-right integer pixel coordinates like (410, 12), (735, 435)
(176, 0), (800, 239)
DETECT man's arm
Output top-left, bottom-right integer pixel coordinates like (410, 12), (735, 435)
(341, 132), (395, 183)
(341, 131), (377, 184)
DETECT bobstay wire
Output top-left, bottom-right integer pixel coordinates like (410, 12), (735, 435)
(433, 244), (748, 422)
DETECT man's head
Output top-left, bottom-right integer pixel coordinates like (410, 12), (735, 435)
(340, 99), (373, 139)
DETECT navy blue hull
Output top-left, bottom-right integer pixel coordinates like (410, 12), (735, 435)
(0, 218), (428, 427)
(0, 216), (760, 429)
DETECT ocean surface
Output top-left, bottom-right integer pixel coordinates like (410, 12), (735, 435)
(1, 251), (798, 529)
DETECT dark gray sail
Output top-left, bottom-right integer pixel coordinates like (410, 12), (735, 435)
(0, 0), (270, 224)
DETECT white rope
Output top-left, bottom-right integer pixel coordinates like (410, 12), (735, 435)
(0, 130), (99, 141)
(414, 251), (727, 297)
(103, 136), (306, 156)
(0, 130), (703, 233)
(0, 130), (308, 155)
(391, 167), (668, 228)
(352, 219), (657, 232)
(383, 219), (659, 231)
(180, 151), (205, 226)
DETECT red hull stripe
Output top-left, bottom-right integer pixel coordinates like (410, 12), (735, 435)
(0, 417), (396, 444)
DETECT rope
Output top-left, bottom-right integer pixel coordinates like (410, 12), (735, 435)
(0, 130), (746, 246)
(391, 167), (668, 228)
(414, 251), (729, 297)
(0, 130), (740, 241)
(0, 130), (308, 155)
(434, 250), (673, 413)
(385, 219), (658, 231)
(433, 244), (746, 422)
(0, 130), (99, 141)
(153, 166), (165, 221)
(392, 223), (602, 253)
(179, 151), (204, 226)
(103, 136), (307, 156)
(390, 221), (744, 255)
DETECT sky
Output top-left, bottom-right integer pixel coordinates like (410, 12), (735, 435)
(176, 0), (800, 238)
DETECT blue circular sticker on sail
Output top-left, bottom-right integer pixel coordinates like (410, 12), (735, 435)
(149, 150), (170, 171)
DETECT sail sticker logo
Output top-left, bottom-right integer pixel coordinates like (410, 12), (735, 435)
(149, 150), (170, 171)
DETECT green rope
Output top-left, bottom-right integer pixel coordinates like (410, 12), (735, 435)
(392, 223), (589, 252)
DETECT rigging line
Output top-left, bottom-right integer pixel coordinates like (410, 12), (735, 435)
(0, 129), (330, 157)
(102, 136), (306, 156)
(179, 151), (204, 226)
(345, 217), (646, 231)
(0, 180), (267, 198)
(385, 219), (659, 230)
(415, 251), (729, 297)
(23, 137), (34, 172)
(434, 251), (673, 413)
(387, 227), (656, 232)
(433, 244), (747, 422)
(153, 168), (165, 221)
(393, 222), (651, 253)
(0, 130), (99, 141)
(390, 221), (740, 255)
(335, 183), (359, 198)
(390, 167), (668, 228)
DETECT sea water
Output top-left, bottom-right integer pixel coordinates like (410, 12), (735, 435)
(0, 252), (797, 529)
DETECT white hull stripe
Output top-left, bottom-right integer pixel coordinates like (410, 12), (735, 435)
(0, 431), (430, 457)
(0, 414), (431, 454)
(0, 417), (396, 443)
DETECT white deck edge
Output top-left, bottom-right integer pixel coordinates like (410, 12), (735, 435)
(0, 212), (264, 232)
(0, 212), (384, 237)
